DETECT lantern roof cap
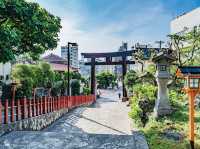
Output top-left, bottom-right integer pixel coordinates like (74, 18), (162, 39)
(152, 51), (176, 63)
(176, 66), (200, 76)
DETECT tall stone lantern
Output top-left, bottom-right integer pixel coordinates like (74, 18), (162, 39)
(152, 51), (176, 118)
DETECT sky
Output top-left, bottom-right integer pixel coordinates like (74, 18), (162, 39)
(29, 0), (200, 56)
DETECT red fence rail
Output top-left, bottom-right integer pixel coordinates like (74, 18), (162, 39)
(0, 95), (95, 125)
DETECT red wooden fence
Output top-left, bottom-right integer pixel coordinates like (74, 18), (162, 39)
(0, 95), (95, 124)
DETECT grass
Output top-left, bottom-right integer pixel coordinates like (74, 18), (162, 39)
(137, 103), (200, 149)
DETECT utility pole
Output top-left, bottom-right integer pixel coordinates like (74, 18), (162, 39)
(155, 40), (165, 52)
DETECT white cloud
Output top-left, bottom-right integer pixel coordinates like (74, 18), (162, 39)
(42, 1), (171, 57)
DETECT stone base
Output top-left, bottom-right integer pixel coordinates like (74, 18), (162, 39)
(154, 107), (172, 118)
(122, 97), (129, 102)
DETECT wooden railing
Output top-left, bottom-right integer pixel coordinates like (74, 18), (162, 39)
(0, 95), (95, 124)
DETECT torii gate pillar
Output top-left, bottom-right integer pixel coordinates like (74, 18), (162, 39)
(122, 57), (128, 101)
(91, 58), (96, 95)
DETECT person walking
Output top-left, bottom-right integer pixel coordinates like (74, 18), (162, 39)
(118, 92), (121, 99)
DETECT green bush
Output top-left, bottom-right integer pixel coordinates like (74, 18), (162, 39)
(71, 79), (80, 96)
(133, 83), (157, 102)
(169, 89), (184, 107)
(129, 96), (143, 127)
(129, 83), (157, 127)
(83, 87), (91, 95)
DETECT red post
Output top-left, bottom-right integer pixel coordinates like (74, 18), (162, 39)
(60, 96), (62, 109)
(28, 99), (32, 118)
(55, 97), (58, 111)
(81, 95), (83, 105)
(37, 99), (39, 116)
(50, 97), (52, 112)
(17, 99), (21, 121)
(40, 98), (43, 115)
(33, 97), (36, 117)
(23, 97), (27, 119)
(52, 97), (55, 111)
(0, 100), (2, 124)
(11, 98), (15, 122)
(58, 96), (60, 110)
(44, 96), (47, 114)
(4, 99), (8, 124)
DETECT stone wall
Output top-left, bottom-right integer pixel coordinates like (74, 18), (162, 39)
(0, 108), (68, 136)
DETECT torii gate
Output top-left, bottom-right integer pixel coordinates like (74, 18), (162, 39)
(81, 50), (135, 100)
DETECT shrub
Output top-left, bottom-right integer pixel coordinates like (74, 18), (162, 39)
(169, 89), (184, 107)
(83, 87), (91, 95)
(71, 79), (80, 96)
(129, 83), (157, 127)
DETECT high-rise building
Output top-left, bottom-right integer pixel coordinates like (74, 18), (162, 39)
(171, 7), (200, 34)
(0, 62), (12, 84)
(114, 42), (129, 77)
(79, 57), (90, 78)
(61, 45), (79, 68)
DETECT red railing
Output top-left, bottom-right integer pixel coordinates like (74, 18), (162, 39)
(0, 95), (95, 124)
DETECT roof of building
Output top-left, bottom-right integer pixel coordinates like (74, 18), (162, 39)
(177, 66), (200, 75)
(173, 7), (200, 20)
(50, 63), (78, 72)
(43, 53), (66, 63)
(152, 51), (176, 62)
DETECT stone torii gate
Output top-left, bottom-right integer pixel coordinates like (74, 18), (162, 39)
(81, 50), (135, 100)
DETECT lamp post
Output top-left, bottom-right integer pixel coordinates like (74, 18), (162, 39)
(176, 66), (200, 149)
(67, 42), (78, 96)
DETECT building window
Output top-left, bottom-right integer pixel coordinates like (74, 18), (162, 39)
(0, 75), (3, 80)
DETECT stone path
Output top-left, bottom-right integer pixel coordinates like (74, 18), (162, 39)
(0, 90), (148, 149)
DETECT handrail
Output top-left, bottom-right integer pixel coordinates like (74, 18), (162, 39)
(0, 95), (95, 124)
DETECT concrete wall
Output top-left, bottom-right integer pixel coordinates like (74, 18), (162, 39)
(0, 108), (68, 136)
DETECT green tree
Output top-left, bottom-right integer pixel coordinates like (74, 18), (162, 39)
(169, 27), (200, 66)
(12, 64), (35, 98)
(71, 79), (80, 95)
(124, 70), (138, 91)
(0, 0), (61, 63)
(96, 72), (117, 89)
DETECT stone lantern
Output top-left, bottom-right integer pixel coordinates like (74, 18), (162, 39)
(152, 51), (176, 118)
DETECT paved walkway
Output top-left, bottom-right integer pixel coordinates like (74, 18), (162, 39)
(0, 90), (148, 149)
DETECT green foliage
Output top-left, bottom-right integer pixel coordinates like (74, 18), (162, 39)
(11, 62), (55, 98)
(133, 83), (157, 101)
(129, 83), (157, 127)
(71, 79), (80, 96)
(124, 70), (138, 92)
(169, 90), (185, 107)
(1, 83), (12, 100)
(0, 0), (61, 63)
(129, 96), (143, 127)
(82, 87), (91, 95)
(12, 64), (35, 98)
(169, 27), (200, 66)
(141, 100), (200, 149)
(96, 72), (117, 89)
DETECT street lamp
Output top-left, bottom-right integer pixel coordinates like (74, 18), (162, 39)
(67, 42), (78, 96)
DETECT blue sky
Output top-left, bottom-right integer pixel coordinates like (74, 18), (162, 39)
(29, 0), (200, 56)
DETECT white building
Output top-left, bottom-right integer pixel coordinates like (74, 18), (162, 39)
(171, 7), (200, 34)
(61, 45), (79, 68)
(79, 58), (90, 78)
(0, 62), (12, 84)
